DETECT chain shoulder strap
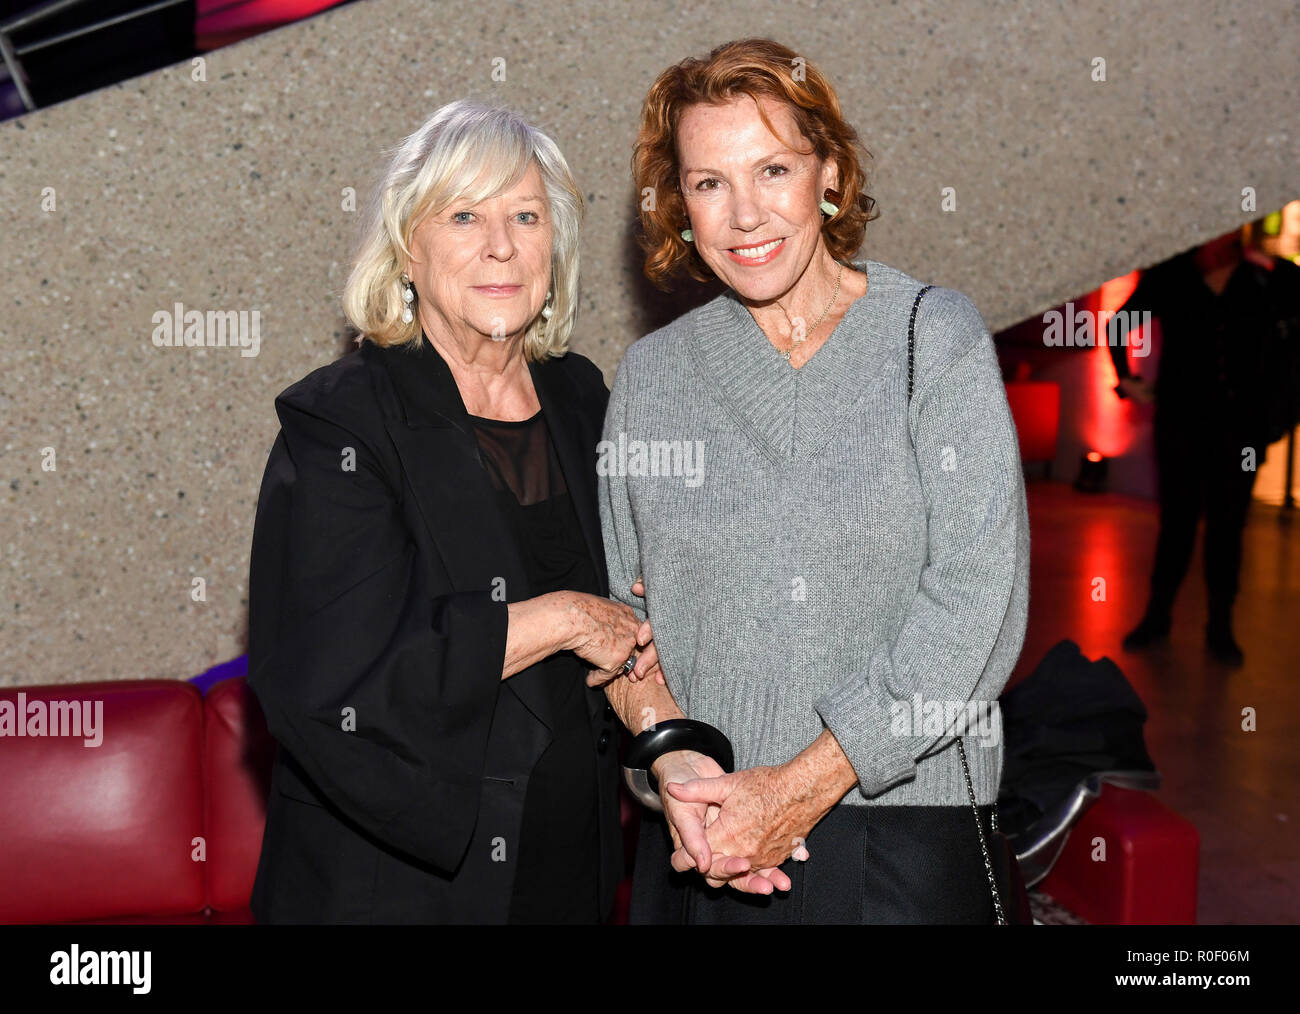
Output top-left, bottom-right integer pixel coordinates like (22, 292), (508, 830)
(906, 284), (933, 400)
(906, 282), (1008, 925)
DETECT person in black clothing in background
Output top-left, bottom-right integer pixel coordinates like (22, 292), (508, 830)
(1109, 225), (1300, 667)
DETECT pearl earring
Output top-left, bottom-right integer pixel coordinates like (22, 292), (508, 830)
(540, 289), (554, 320)
(400, 272), (415, 323)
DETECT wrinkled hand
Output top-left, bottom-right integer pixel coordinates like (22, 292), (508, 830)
(573, 594), (654, 690)
(584, 579), (664, 688)
(667, 765), (813, 894)
(651, 749), (744, 881)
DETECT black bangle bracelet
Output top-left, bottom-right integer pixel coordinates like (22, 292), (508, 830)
(622, 719), (734, 811)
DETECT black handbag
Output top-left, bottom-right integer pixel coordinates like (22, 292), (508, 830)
(907, 284), (1033, 926)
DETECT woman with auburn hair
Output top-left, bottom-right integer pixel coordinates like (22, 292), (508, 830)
(247, 100), (662, 923)
(599, 38), (1031, 923)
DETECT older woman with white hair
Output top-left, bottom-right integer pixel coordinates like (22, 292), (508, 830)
(246, 100), (660, 924)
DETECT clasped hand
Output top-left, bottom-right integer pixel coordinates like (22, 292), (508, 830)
(654, 752), (816, 894)
(593, 577), (813, 894)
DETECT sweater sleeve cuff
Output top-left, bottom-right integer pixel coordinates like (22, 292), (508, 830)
(814, 653), (917, 799)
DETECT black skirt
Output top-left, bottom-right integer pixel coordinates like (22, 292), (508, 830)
(628, 803), (998, 925)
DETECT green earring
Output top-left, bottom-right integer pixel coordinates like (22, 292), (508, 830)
(819, 199), (839, 216)
(681, 228), (694, 242)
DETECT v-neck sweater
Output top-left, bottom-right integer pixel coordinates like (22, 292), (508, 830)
(598, 258), (1031, 806)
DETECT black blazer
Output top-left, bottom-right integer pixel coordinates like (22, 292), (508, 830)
(246, 333), (623, 923)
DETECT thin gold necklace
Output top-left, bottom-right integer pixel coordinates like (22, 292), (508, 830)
(778, 260), (844, 362)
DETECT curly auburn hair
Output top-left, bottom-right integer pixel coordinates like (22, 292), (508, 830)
(631, 37), (880, 290)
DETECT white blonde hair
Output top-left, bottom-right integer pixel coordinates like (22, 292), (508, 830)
(342, 100), (584, 360)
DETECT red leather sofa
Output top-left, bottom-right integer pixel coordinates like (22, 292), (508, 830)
(1038, 784), (1199, 924)
(0, 678), (266, 923)
(0, 675), (634, 924)
(0, 676), (1196, 924)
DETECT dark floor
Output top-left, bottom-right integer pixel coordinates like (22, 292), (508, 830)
(1015, 480), (1299, 924)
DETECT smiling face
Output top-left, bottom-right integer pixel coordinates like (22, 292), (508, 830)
(405, 161), (553, 349)
(677, 94), (838, 303)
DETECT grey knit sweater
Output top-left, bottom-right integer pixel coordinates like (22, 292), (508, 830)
(598, 258), (1030, 807)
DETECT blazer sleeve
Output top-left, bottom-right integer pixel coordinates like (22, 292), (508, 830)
(247, 388), (506, 874)
(814, 293), (1031, 799)
(596, 354), (648, 626)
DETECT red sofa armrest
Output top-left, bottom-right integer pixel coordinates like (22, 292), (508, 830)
(203, 676), (276, 913)
(1039, 784), (1200, 924)
(0, 680), (206, 923)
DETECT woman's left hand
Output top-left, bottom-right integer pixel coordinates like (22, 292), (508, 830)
(666, 764), (816, 892)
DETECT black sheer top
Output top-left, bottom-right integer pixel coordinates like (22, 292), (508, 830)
(467, 408), (603, 924)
